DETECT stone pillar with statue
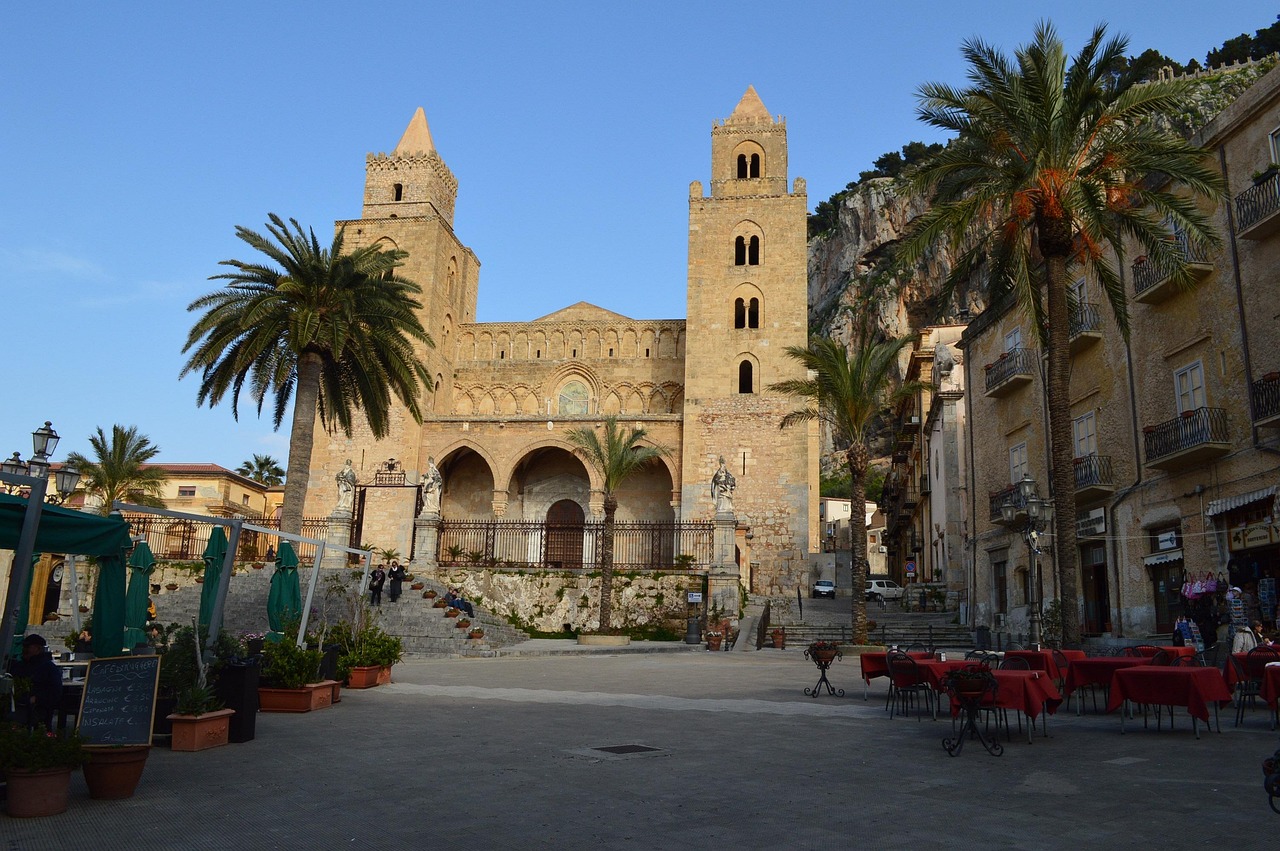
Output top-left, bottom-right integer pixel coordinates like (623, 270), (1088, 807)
(708, 457), (742, 618)
(411, 457), (443, 567)
(320, 459), (358, 570)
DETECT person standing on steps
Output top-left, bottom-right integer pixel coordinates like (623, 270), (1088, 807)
(369, 563), (387, 607)
(388, 561), (406, 602)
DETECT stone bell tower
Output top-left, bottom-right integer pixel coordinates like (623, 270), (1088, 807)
(680, 86), (818, 594)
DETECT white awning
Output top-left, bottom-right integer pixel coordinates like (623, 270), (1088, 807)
(1143, 549), (1184, 567)
(1205, 485), (1277, 517)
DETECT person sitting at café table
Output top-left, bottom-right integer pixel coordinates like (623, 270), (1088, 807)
(1233, 620), (1265, 653)
(7, 634), (63, 730)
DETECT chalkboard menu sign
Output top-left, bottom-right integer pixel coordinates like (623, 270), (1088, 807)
(76, 655), (161, 746)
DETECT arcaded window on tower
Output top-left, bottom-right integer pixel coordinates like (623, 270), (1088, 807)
(749, 153), (760, 177)
(734, 236), (746, 265)
(748, 297), (759, 328)
(738, 360), (754, 394)
(734, 298), (746, 329)
(393, 183), (403, 201)
(558, 381), (589, 416)
(736, 154), (748, 179)
(748, 235), (760, 265)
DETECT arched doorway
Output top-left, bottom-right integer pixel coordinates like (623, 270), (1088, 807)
(545, 499), (585, 569)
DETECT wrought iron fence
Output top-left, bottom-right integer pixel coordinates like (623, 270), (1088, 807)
(437, 520), (715, 570)
(988, 484), (1027, 523)
(1236, 171), (1280, 233)
(983, 348), (1034, 392)
(1072, 454), (1114, 491)
(1069, 302), (1101, 338)
(122, 513), (333, 564)
(1132, 230), (1212, 296)
(1142, 407), (1229, 463)
(1252, 372), (1280, 423)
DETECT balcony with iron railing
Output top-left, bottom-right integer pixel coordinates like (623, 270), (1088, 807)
(1131, 231), (1214, 304)
(1252, 371), (1280, 427)
(989, 483), (1028, 524)
(919, 473), (930, 495)
(1236, 169), (1280, 239)
(983, 348), (1036, 397)
(1069, 302), (1103, 354)
(1142, 407), (1230, 471)
(1073, 454), (1115, 503)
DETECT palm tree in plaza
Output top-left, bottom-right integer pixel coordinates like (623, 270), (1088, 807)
(64, 424), (169, 514)
(772, 309), (921, 645)
(901, 22), (1225, 644)
(182, 214), (434, 535)
(566, 416), (670, 633)
(237, 454), (286, 486)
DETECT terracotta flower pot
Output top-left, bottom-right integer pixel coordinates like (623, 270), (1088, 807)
(445, 608), (459, 618)
(167, 710), (234, 751)
(377, 666), (392, 685)
(424, 590), (438, 598)
(165, 583), (178, 591)
(252, 562), (265, 570)
(707, 636), (723, 651)
(456, 620), (471, 629)
(83, 745), (151, 797)
(432, 599), (447, 608)
(468, 630), (485, 639)
(4, 766), (73, 817)
(258, 686), (316, 713)
(410, 582), (425, 590)
(346, 665), (381, 689)
(770, 630), (786, 649)
(195, 577), (205, 584)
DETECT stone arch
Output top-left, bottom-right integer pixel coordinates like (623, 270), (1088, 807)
(622, 328), (638, 357)
(731, 220), (765, 266)
(667, 386), (684, 412)
(732, 282), (765, 329)
(732, 140), (765, 179)
(657, 327), (676, 359)
(736, 352), (761, 394)
(477, 391), (496, 414)
(435, 441), (498, 520)
(586, 328), (601, 358)
(495, 387), (518, 415)
(453, 391), (475, 416)
(601, 390), (622, 414)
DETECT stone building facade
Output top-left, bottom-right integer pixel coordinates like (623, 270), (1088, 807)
(302, 88), (817, 594)
(960, 64), (1280, 641)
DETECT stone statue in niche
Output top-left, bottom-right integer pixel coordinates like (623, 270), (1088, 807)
(420, 456), (443, 516)
(335, 459), (357, 513)
(711, 456), (736, 514)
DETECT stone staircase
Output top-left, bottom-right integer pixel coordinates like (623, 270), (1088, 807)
(769, 608), (974, 650)
(150, 567), (529, 657)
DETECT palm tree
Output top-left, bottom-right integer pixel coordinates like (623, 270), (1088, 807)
(237, 454), (286, 486)
(901, 23), (1225, 645)
(771, 311), (921, 645)
(565, 417), (670, 632)
(64, 424), (169, 515)
(182, 214), (434, 535)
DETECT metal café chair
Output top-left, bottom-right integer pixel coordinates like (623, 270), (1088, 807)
(1233, 646), (1280, 728)
(886, 652), (935, 722)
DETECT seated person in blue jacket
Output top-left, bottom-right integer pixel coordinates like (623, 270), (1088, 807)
(444, 588), (475, 618)
(8, 633), (63, 730)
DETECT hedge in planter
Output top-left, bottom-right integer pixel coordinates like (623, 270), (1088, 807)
(259, 636), (327, 712)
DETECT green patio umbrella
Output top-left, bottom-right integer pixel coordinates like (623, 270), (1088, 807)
(8, 554), (38, 658)
(123, 541), (155, 649)
(198, 527), (228, 630)
(90, 552), (128, 657)
(266, 541), (302, 643)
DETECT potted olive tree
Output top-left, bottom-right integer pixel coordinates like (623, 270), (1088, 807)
(0, 723), (88, 817)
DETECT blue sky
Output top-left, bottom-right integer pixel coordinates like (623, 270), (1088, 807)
(1, 1), (1274, 472)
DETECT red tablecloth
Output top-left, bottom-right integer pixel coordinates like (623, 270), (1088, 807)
(987, 670), (1062, 720)
(910, 659), (973, 691)
(1062, 657), (1149, 697)
(1134, 645), (1196, 659)
(1004, 649), (1086, 680)
(1265, 666), (1280, 709)
(1224, 651), (1280, 689)
(1105, 666), (1231, 723)
(859, 651), (934, 684)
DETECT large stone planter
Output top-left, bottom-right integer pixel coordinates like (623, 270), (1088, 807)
(4, 767), (73, 817)
(82, 745), (151, 798)
(167, 709), (235, 751)
(576, 634), (631, 647)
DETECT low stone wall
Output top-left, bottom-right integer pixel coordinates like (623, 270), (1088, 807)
(417, 567), (705, 633)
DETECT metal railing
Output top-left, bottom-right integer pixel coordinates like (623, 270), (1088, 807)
(1072, 454), (1114, 491)
(1142, 407), (1229, 463)
(1252, 372), (1280, 422)
(984, 348), (1035, 392)
(1069, 302), (1101, 338)
(1236, 171), (1280, 233)
(437, 520), (715, 570)
(1132, 230), (1212, 296)
(122, 512), (333, 563)
(989, 483), (1028, 522)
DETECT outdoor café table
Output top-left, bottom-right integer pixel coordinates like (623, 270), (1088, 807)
(1135, 645), (1197, 660)
(1105, 666), (1231, 738)
(983, 670), (1063, 743)
(1062, 657), (1149, 713)
(859, 650), (934, 698)
(1224, 651), (1280, 690)
(1265, 666), (1280, 718)
(910, 658), (976, 718)
(1004, 649), (1086, 680)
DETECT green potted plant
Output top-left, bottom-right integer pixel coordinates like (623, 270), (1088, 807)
(0, 723), (88, 817)
(258, 632), (326, 712)
(166, 685), (234, 752)
(940, 665), (995, 699)
(805, 640), (841, 665)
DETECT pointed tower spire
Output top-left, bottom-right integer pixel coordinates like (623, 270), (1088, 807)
(726, 86), (772, 125)
(394, 107), (436, 154)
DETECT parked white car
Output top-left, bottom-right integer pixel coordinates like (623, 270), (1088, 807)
(811, 579), (836, 598)
(865, 578), (904, 602)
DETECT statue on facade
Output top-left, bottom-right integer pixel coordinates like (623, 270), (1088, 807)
(420, 456), (443, 516)
(711, 456), (736, 514)
(335, 459), (357, 513)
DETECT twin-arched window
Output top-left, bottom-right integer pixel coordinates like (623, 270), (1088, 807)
(736, 153), (761, 178)
(733, 297), (760, 329)
(734, 235), (760, 266)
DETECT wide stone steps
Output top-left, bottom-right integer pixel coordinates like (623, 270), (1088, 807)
(768, 610), (974, 649)
(149, 569), (528, 657)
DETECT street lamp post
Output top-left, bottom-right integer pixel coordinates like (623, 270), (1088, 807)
(1001, 474), (1053, 649)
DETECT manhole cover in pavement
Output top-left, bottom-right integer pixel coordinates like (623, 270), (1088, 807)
(593, 744), (661, 755)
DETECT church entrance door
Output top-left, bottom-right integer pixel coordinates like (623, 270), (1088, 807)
(545, 499), (585, 569)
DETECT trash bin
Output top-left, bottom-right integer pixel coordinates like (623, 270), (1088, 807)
(318, 644), (341, 682)
(975, 625), (992, 650)
(215, 660), (260, 744)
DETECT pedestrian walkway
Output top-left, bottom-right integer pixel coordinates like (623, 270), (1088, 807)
(3, 652), (1270, 850)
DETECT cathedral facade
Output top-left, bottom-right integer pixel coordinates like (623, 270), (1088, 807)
(303, 87), (818, 594)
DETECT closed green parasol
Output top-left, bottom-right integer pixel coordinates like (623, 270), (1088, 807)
(123, 541), (155, 649)
(198, 527), (228, 629)
(8, 554), (38, 658)
(266, 541), (301, 642)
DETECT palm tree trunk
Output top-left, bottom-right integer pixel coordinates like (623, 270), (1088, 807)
(846, 444), (870, 645)
(281, 351), (323, 536)
(1044, 253), (1081, 646)
(599, 495), (617, 632)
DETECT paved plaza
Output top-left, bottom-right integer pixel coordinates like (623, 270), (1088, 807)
(4, 646), (1276, 849)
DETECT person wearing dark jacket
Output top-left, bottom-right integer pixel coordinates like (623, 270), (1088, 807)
(8, 634), (63, 730)
(388, 561), (407, 602)
(369, 565), (387, 606)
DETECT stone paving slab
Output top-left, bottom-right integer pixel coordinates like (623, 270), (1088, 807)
(3, 653), (1274, 849)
